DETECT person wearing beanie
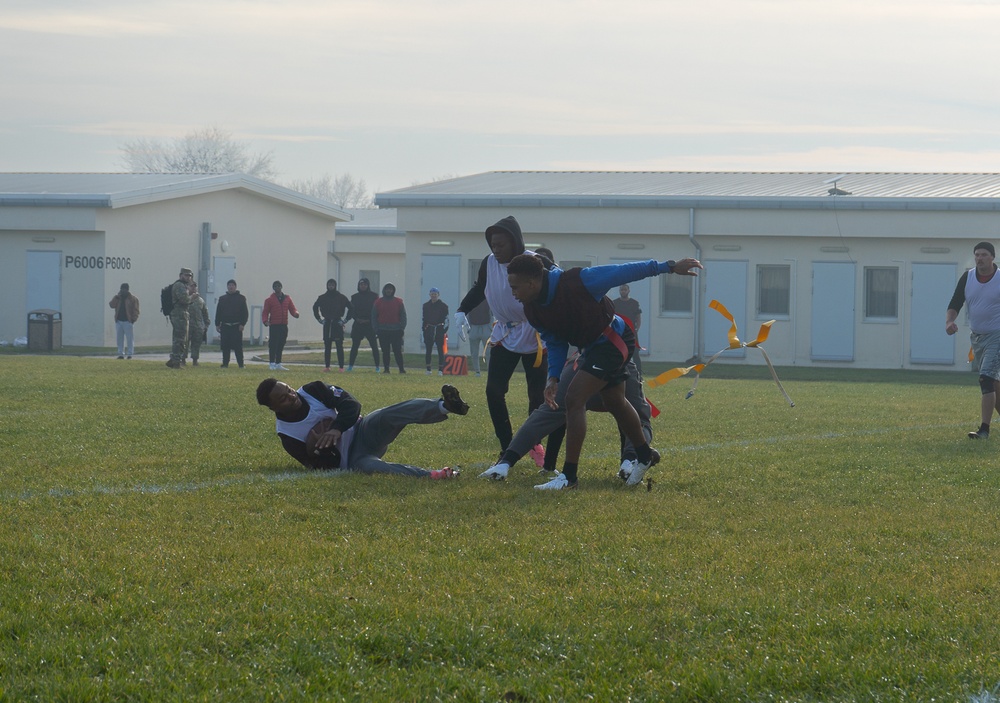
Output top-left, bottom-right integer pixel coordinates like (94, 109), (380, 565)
(346, 277), (380, 371)
(372, 283), (407, 374)
(313, 278), (352, 372)
(947, 241), (1000, 439)
(108, 282), (140, 359)
(215, 279), (249, 368)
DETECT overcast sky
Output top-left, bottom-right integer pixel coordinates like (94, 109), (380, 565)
(3, 0), (999, 193)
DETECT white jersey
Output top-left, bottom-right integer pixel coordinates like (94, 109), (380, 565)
(275, 387), (357, 469)
(485, 253), (544, 354)
(964, 268), (1000, 334)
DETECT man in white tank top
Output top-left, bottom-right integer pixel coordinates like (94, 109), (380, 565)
(946, 241), (1000, 439)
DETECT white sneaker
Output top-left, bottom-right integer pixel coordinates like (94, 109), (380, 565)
(275, 364), (289, 371)
(618, 459), (636, 481)
(534, 473), (576, 490)
(478, 463), (510, 480)
(626, 449), (660, 486)
(268, 362), (276, 370)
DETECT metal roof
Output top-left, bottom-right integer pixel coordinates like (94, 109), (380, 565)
(0, 172), (351, 221)
(375, 171), (1000, 211)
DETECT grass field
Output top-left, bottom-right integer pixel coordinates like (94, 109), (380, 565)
(2, 354), (1000, 701)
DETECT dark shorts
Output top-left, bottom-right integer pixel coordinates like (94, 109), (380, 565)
(577, 324), (636, 386)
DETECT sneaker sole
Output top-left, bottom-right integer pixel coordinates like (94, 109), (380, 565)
(441, 384), (469, 415)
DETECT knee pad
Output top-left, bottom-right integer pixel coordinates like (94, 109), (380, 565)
(979, 375), (995, 395)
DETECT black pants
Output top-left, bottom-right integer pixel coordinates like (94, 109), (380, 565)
(349, 322), (380, 368)
(486, 343), (548, 451)
(219, 324), (244, 367)
(323, 319), (345, 369)
(424, 325), (446, 371)
(378, 330), (405, 373)
(268, 324), (288, 364)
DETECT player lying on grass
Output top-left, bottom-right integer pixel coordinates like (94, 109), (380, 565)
(479, 355), (653, 482)
(256, 378), (468, 478)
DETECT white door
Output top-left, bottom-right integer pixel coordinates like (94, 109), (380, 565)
(704, 260), (748, 359)
(26, 250), (62, 319)
(208, 256), (237, 342)
(811, 262), (855, 361)
(910, 263), (956, 364)
(420, 254), (462, 351)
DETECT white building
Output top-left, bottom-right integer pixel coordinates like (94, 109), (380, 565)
(375, 171), (1000, 370)
(0, 173), (350, 347)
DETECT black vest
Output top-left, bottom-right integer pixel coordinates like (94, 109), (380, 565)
(522, 269), (615, 348)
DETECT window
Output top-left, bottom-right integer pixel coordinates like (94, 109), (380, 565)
(660, 274), (694, 314)
(360, 269), (380, 293)
(757, 264), (790, 317)
(864, 267), (898, 319)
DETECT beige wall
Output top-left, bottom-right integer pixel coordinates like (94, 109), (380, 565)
(392, 204), (993, 370)
(1, 189), (340, 347)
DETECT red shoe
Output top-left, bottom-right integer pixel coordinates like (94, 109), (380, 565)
(529, 443), (546, 468)
(323, 367), (331, 372)
(430, 467), (460, 480)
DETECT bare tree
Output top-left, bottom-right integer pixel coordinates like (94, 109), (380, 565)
(286, 173), (374, 209)
(119, 126), (277, 179)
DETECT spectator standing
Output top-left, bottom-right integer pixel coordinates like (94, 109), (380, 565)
(422, 287), (449, 375)
(612, 283), (643, 375)
(372, 282), (407, 374)
(186, 281), (210, 366)
(108, 283), (140, 359)
(215, 279), (248, 368)
(347, 277), (380, 372)
(262, 281), (300, 371)
(313, 278), (352, 372)
(166, 268), (193, 369)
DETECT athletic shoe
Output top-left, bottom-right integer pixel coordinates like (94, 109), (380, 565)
(626, 448), (660, 486)
(968, 428), (990, 439)
(438, 370), (444, 376)
(268, 362), (276, 370)
(275, 364), (289, 371)
(347, 366), (354, 372)
(126, 356), (132, 360)
(529, 443), (546, 468)
(117, 355), (124, 360)
(323, 367), (331, 372)
(478, 463), (510, 480)
(440, 384), (469, 415)
(430, 466), (460, 480)
(475, 372), (481, 377)
(426, 369), (432, 375)
(534, 473), (577, 490)
(339, 368), (345, 372)
(618, 459), (636, 481)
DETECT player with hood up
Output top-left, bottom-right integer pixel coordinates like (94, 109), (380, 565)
(455, 216), (553, 471)
(347, 277), (380, 371)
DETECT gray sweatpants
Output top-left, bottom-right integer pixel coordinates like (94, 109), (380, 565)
(347, 399), (448, 476)
(506, 358), (652, 464)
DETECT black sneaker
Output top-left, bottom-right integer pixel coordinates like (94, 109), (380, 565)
(968, 429), (990, 439)
(441, 384), (469, 415)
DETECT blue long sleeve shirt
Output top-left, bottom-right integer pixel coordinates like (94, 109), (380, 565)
(538, 259), (673, 377)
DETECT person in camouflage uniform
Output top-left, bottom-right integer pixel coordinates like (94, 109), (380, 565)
(166, 268), (193, 369)
(186, 281), (210, 366)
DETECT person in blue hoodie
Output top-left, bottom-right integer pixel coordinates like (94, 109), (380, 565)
(506, 253), (703, 490)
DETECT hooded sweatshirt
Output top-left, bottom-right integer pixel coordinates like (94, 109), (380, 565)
(372, 284), (406, 334)
(348, 278), (378, 326)
(457, 215), (542, 354)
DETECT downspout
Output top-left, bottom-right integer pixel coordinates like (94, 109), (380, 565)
(689, 208), (703, 362)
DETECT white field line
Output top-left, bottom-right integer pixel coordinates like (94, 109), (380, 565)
(1, 422), (967, 503)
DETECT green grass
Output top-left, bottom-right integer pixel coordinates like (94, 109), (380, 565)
(2, 356), (999, 701)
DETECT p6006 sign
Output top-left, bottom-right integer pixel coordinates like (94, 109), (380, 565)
(65, 256), (131, 270)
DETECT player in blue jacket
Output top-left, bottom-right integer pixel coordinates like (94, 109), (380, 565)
(506, 254), (703, 489)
